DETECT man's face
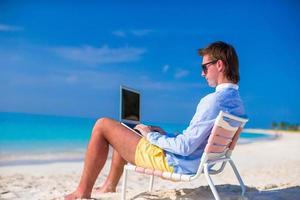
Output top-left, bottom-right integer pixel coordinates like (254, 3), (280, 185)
(201, 54), (219, 87)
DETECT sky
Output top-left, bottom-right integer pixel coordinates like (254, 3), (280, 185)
(0, 0), (300, 128)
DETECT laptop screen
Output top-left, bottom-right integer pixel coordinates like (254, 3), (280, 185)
(120, 86), (140, 125)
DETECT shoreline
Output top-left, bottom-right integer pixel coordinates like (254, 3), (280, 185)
(0, 129), (299, 199)
(0, 129), (281, 167)
(0, 158), (84, 167)
(244, 128), (300, 135)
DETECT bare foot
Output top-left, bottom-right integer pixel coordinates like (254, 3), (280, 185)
(64, 193), (77, 200)
(61, 191), (90, 200)
(94, 185), (116, 194)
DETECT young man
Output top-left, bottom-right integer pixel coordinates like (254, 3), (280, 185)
(62, 41), (245, 199)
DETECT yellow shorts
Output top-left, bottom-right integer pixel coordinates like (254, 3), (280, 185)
(135, 137), (174, 172)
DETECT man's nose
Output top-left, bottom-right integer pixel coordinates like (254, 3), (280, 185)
(201, 70), (205, 77)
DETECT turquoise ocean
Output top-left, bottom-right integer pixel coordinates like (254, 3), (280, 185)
(0, 112), (273, 166)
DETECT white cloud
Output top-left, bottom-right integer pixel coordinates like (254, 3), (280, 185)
(59, 69), (127, 89)
(53, 45), (146, 64)
(112, 30), (126, 37)
(3, 68), (126, 91)
(174, 69), (189, 79)
(162, 64), (170, 73)
(0, 24), (23, 32)
(139, 80), (203, 91)
(130, 29), (153, 36)
(65, 74), (78, 84)
(60, 69), (200, 91)
(112, 29), (153, 37)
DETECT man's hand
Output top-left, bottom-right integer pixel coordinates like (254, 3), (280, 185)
(134, 124), (166, 137)
(134, 124), (152, 137)
(149, 126), (166, 135)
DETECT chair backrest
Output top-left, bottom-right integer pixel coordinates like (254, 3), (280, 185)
(192, 111), (248, 179)
(205, 111), (248, 156)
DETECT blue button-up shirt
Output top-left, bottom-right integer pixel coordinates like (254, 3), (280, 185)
(146, 83), (246, 174)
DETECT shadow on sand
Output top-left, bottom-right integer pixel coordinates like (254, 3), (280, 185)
(131, 184), (300, 200)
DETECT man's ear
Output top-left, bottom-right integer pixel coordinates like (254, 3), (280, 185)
(217, 60), (225, 72)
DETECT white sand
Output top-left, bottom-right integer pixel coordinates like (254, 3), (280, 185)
(1, 130), (300, 200)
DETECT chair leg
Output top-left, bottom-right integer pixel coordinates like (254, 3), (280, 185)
(121, 168), (128, 200)
(228, 159), (246, 196)
(149, 175), (154, 192)
(204, 164), (221, 200)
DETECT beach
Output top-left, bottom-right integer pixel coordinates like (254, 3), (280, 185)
(1, 130), (300, 200)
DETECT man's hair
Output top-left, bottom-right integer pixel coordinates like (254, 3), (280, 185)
(198, 41), (240, 83)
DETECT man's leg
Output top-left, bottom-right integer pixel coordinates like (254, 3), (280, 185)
(64, 117), (141, 200)
(94, 149), (127, 193)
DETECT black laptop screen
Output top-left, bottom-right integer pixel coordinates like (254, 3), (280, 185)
(121, 88), (140, 122)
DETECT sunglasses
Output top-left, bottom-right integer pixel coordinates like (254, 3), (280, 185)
(201, 60), (218, 74)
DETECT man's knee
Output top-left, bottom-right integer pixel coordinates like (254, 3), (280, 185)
(95, 117), (115, 131)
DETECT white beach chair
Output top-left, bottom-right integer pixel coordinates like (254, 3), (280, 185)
(121, 111), (249, 200)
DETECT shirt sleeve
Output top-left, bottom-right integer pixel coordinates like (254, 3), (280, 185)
(146, 120), (215, 156)
(146, 94), (220, 156)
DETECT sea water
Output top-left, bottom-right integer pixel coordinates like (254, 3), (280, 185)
(0, 112), (273, 165)
(0, 112), (186, 153)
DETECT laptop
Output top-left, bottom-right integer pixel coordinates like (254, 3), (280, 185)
(120, 85), (142, 136)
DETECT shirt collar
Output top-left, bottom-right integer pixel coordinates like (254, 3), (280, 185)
(215, 83), (239, 92)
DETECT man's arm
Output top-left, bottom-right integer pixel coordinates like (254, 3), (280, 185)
(146, 120), (215, 156)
